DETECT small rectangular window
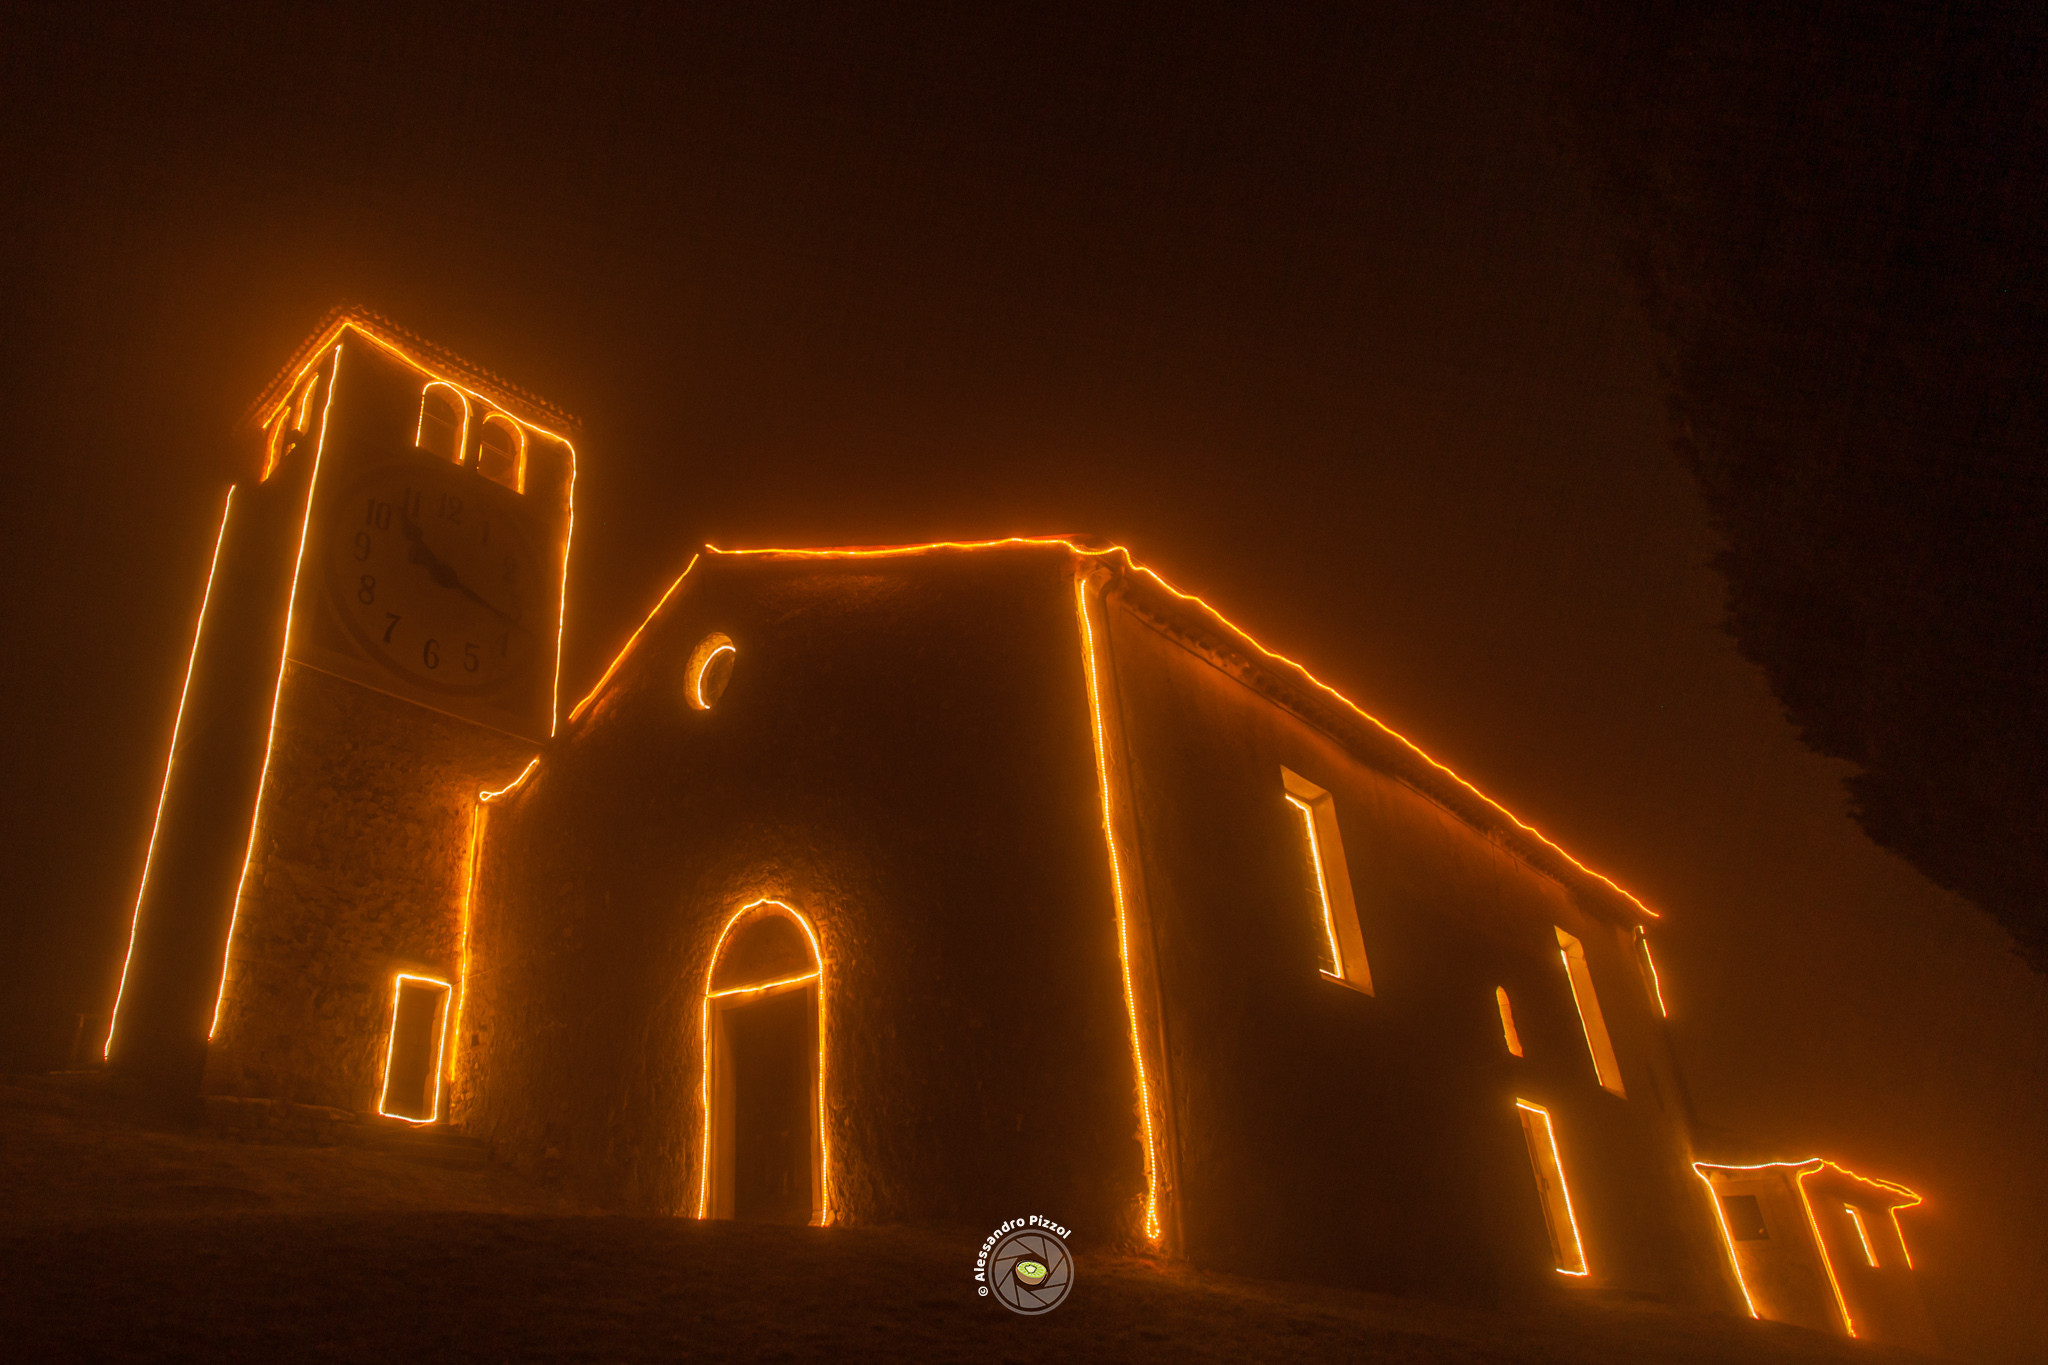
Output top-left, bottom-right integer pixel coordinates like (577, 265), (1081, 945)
(1515, 1100), (1588, 1275)
(1720, 1192), (1769, 1241)
(378, 973), (451, 1123)
(1556, 927), (1626, 1097)
(1281, 767), (1371, 994)
(1496, 987), (1524, 1056)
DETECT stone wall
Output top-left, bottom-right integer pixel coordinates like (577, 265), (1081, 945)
(204, 664), (534, 1112)
(459, 547), (1150, 1241)
(1102, 590), (1732, 1304)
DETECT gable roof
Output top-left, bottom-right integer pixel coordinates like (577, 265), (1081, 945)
(572, 536), (1662, 926)
(241, 305), (581, 437)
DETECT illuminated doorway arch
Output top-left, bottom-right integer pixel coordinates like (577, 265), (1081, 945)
(696, 899), (830, 1224)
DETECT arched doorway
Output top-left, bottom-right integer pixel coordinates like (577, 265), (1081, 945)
(697, 899), (829, 1224)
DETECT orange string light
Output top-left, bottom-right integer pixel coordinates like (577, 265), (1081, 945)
(211, 344), (341, 1040)
(478, 411), (528, 492)
(1514, 1099), (1589, 1276)
(565, 555), (701, 724)
(1637, 929), (1669, 1018)
(447, 803), (486, 1082)
(414, 381), (470, 465)
(702, 538), (1662, 921)
(1693, 1163), (1764, 1319)
(209, 315), (578, 1036)
(551, 442), (575, 735)
(480, 757), (540, 803)
(302, 318), (580, 736)
(1692, 1158), (1924, 1334)
(1075, 574), (1165, 1242)
(692, 643), (736, 710)
(708, 970), (821, 1000)
(376, 971), (452, 1125)
(1286, 793), (1347, 979)
(104, 487), (236, 1060)
(1794, 1164), (1857, 1337)
(696, 899), (830, 1224)
(1845, 1204), (1879, 1267)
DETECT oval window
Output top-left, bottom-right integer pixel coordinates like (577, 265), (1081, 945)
(686, 632), (736, 710)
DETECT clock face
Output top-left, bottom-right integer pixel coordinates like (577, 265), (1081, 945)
(325, 461), (546, 696)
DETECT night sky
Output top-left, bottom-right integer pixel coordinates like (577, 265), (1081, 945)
(4, 4), (2042, 1358)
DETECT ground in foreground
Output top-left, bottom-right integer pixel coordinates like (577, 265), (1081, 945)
(0, 1074), (1931, 1363)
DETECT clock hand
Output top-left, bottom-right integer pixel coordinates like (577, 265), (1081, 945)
(399, 514), (522, 626)
(455, 577), (522, 627)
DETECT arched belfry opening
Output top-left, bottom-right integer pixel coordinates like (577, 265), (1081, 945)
(697, 900), (829, 1225)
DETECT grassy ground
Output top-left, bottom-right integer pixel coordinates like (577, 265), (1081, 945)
(0, 1074), (1936, 1363)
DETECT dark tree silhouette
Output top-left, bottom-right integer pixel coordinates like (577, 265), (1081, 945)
(1549, 1), (2048, 970)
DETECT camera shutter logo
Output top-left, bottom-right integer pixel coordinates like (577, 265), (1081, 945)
(987, 1226), (1074, 1314)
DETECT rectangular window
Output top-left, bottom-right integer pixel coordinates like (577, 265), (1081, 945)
(1555, 927), (1626, 1097)
(1515, 1100), (1588, 1275)
(1281, 767), (1371, 994)
(1720, 1193), (1769, 1241)
(378, 973), (452, 1123)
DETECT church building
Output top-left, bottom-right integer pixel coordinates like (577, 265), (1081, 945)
(102, 310), (1936, 1348)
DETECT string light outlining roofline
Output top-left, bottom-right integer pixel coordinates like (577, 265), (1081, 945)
(566, 555), (701, 724)
(701, 536), (1661, 920)
(252, 318), (580, 734)
(243, 307), (580, 437)
(1692, 1158), (1925, 1335)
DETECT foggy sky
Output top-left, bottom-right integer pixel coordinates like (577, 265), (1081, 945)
(3, 4), (2041, 1359)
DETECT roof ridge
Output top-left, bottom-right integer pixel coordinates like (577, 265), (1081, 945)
(240, 305), (581, 435)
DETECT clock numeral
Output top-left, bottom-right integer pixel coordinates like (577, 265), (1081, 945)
(358, 574), (376, 605)
(403, 487), (422, 522)
(366, 499), (392, 531)
(353, 531), (371, 561)
(463, 642), (480, 673)
(423, 639), (440, 669)
(383, 612), (401, 643)
(438, 492), (463, 524)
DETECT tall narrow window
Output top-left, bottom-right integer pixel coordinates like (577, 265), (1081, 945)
(1515, 1099), (1588, 1275)
(1556, 927), (1626, 1097)
(1281, 767), (1371, 994)
(477, 412), (525, 492)
(416, 382), (467, 463)
(1633, 926), (1668, 1017)
(1496, 987), (1524, 1056)
(378, 973), (452, 1123)
(1845, 1205), (1880, 1266)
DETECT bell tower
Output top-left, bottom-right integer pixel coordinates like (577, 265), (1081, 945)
(105, 309), (576, 1112)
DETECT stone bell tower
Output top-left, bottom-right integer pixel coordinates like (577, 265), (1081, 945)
(105, 309), (575, 1117)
